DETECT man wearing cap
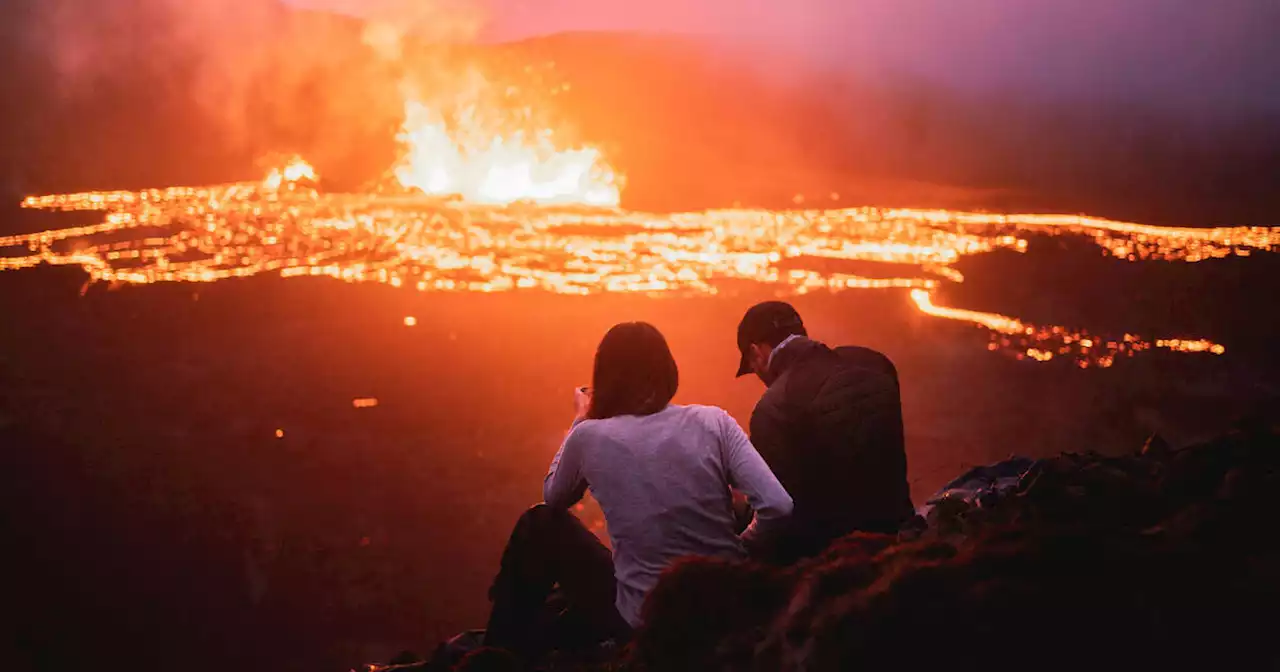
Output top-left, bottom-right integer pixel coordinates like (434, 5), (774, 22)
(735, 301), (914, 563)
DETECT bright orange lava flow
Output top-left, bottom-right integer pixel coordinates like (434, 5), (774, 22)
(5, 163), (1277, 367)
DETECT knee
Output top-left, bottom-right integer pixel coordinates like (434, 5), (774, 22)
(524, 502), (552, 519)
(528, 503), (554, 515)
(515, 503), (574, 534)
(515, 503), (554, 528)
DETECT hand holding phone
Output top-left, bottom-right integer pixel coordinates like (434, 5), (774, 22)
(573, 386), (592, 422)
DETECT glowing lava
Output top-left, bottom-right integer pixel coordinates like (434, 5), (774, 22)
(388, 65), (620, 207)
(394, 97), (620, 207)
(263, 157), (317, 190)
(5, 160), (1277, 368)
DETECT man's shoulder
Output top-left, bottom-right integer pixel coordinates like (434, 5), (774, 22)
(755, 342), (895, 411)
(773, 344), (898, 409)
(831, 345), (898, 380)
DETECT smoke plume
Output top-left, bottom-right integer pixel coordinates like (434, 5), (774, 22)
(20, 0), (490, 185)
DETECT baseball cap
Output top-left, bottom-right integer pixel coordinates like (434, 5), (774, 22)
(735, 301), (805, 377)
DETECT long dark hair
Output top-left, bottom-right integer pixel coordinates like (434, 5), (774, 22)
(587, 322), (679, 420)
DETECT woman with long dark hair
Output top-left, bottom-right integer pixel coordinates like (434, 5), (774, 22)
(483, 322), (793, 660)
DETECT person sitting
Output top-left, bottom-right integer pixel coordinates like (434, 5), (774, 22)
(734, 301), (915, 564)
(484, 321), (793, 661)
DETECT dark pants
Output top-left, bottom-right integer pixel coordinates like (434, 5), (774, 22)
(485, 504), (631, 659)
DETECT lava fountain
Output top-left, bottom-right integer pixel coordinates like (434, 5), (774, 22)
(392, 67), (620, 207)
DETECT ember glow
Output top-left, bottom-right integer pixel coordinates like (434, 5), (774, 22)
(5, 160), (1277, 367)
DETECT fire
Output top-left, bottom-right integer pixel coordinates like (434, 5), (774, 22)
(353, 17), (621, 207)
(263, 157), (317, 190)
(391, 70), (621, 207)
(8, 9), (1270, 368)
(393, 102), (620, 207)
(5, 158), (1277, 368)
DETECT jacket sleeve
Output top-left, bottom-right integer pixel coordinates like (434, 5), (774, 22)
(543, 425), (589, 509)
(719, 410), (793, 544)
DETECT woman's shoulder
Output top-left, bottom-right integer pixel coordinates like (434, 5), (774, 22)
(673, 403), (729, 414)
(573, 405), (733, 434)
(569, 414), (610, 431)
(669, 404), (734, 426)
(563, 418), (601, 446)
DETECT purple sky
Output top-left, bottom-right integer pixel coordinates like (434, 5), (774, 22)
(294, 0), (1280, 112)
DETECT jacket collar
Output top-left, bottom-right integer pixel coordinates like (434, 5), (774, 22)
(766, 336), (825, 383)
(766, 333), (805, 370)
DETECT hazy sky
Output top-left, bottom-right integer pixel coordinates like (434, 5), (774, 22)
(299, 0), (1280, 112)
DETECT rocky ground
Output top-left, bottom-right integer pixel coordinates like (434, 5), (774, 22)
(391, 421), (1279, 671)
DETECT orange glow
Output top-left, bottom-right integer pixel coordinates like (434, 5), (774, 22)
(393, 80), (621, 207)
(404, 316), (418, 327)
(1157, 339), (1227, 355)
(262, 157), (317, 190)
(275, 429), (285, 438)
(6, 158), (1275, 368)
(911, 290), (1227, 364)
(910, 289), (1025, 334)
(353, 398), (380, 409)
(368, 30), (620, 207)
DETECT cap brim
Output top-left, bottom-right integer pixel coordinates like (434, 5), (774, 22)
(735, 350), (752, 377)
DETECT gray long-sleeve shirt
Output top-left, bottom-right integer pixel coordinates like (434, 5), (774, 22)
(544, 404), (793, 627)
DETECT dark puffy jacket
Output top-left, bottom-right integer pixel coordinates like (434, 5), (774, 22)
(748, 337), (914, 562)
